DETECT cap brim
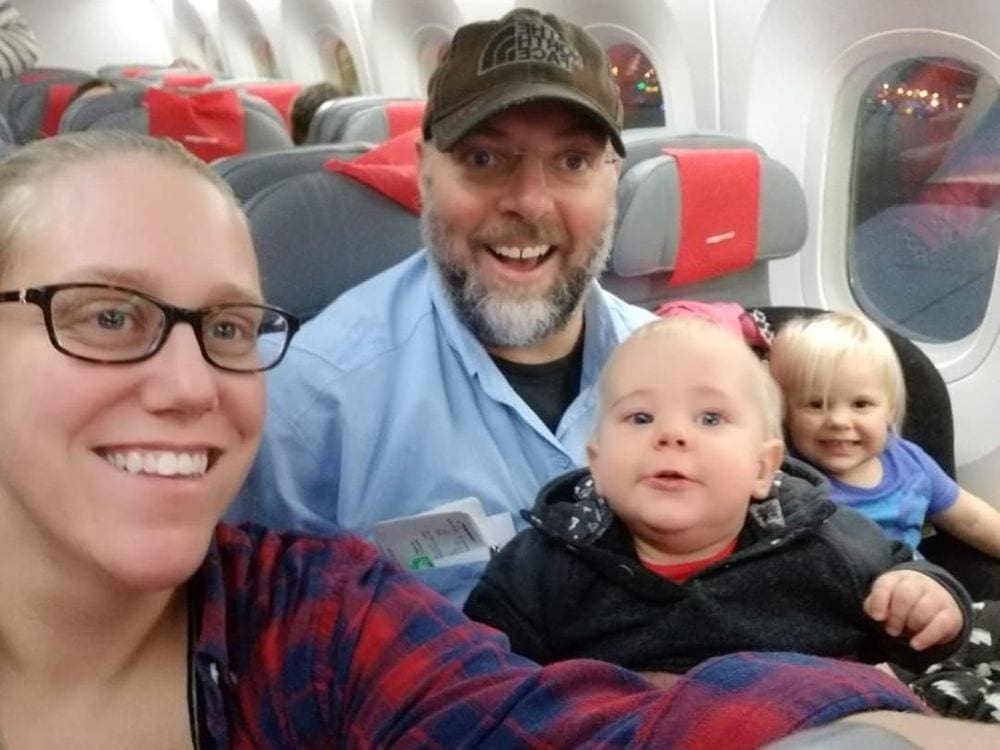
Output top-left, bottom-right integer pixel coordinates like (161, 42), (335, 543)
(431, 82), (626, 157)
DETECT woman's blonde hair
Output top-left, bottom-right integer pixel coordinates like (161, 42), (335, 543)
(0, 130), (243, 283)
(769, 311), (906, 432)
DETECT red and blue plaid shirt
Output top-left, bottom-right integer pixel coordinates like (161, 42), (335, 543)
(192, 524), (927, 749)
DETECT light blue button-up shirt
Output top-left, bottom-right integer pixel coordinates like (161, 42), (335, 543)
(229, 250), (654, 604)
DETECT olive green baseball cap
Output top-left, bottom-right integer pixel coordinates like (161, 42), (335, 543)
(422, 8), (626, 156)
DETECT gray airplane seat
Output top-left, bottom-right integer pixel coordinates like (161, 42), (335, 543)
(56, 86), (292, 160)
(99, 65), (218, 89)
(210, 80), (301, 132)
(604, 134), (807, 310)
(5, 72), (95, 143)
(621, 128), (763, 174)
(339, 99), (426, 144)
(304, 95), (420, 144)
(244, 165), (421, 320)
(0, 67), (92, 117)
(0, 111), (14, 144)
(212, 141), (375, 204)
(97, 63), (191, 79)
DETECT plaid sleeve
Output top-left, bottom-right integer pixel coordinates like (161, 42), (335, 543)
(314, 541), (929, 750)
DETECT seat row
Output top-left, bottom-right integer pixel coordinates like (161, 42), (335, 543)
(0, 65), (425, 161)
(227, 128), (806, 325)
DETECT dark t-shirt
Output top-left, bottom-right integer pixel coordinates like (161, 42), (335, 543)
(492, 331), (584, 433)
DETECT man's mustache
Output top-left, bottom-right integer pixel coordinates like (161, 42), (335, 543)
(471, 217), (569, 248)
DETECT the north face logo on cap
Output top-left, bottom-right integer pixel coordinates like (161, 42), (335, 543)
(478, 17), (584, 75)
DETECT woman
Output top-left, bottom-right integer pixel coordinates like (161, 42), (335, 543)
(0, 130), (958, 748)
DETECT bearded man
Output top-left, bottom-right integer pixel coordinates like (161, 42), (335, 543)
(231, 8), (654, 604)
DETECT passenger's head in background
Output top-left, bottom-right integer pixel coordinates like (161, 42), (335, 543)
(168, 56), (201, 70)
(588, 316), (784, 564)
(66, 76), (119, 106)
(290, 80), (346, 144)
(769, 311), (905, 486)
(0, 131), (296, 595)
(417, 8), (625, 357)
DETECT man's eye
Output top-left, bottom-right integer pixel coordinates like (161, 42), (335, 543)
(558, 151), (593, 172)
(626, 412), (653, 425)
(464, 148), (501, 169)
(697, 411), (724, 427)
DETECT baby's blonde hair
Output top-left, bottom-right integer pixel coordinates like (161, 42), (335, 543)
(597, 316), (785, 440)
(769, 311), (906, 432)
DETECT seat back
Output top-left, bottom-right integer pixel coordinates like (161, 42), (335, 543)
(0, 111), (14, 144)
(6, 72), (94, 142)
(305, 95), (419, 144)
(58, 87), (292, 159)
(245, 168), (421, 320)
(340, 100), (427, 143)
(227, 81), (302, 131)
(212, 142), (374, 204)
(604, 133), (807, 309)
(0, 67), (91, 115)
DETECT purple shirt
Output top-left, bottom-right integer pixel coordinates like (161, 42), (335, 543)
(192, 524), (927, 749)
(828, 435), (960, 550)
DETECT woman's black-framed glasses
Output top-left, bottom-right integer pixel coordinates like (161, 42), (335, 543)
(0, 283), (301, 372)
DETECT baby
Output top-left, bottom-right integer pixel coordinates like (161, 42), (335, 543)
(464, 315), (970, 674)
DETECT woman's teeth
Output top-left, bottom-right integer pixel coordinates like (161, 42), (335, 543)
(100, 449), (209, 477)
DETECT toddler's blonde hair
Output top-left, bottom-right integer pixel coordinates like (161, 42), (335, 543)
(769, 311), (906, 432)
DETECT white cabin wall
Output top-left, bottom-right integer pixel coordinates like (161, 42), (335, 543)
(20, 0), (173, 71)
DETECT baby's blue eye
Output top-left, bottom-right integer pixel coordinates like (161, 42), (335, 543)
(627, 412), (653, 425)
(697, 411), (723, 426)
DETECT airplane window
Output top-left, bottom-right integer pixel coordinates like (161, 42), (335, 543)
(316, 29), (361, 95)
(199, 34), (227, 75)
(849, 58), (999, 343)
(415, 23), (452, 92)
(606, 44), (665, 128)
(251, 33), (280, 78)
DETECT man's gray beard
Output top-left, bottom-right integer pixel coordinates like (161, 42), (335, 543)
(422, 202), (616, 349)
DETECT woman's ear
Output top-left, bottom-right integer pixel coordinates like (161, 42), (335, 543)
(751, 438), (785, 499)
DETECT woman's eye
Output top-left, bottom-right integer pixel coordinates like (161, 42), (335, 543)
(697, 411), (724, 426)
(96, 307), (128, 330)
(208, 316), (256, 342)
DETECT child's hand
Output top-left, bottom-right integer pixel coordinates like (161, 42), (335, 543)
(864, 570), (964, 650)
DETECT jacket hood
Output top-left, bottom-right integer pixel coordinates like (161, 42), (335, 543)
(522, 457), (835, 547)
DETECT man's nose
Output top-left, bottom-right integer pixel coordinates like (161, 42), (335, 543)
(496, 153), (556, 222)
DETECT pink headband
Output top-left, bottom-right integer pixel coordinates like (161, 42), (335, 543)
(654, 300), (772, 352)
